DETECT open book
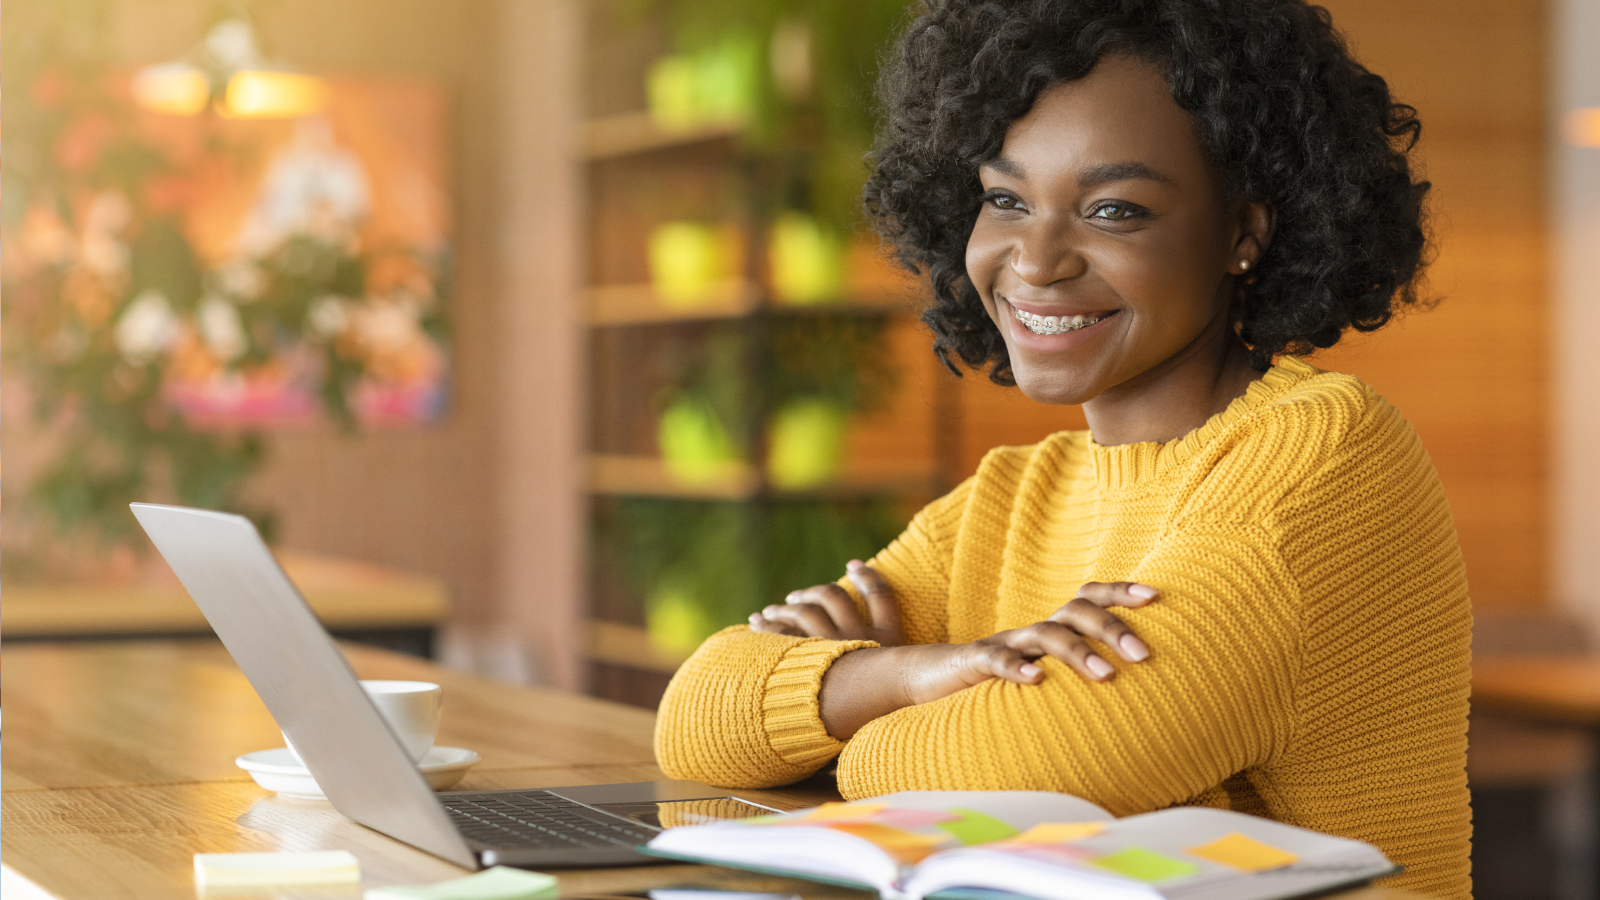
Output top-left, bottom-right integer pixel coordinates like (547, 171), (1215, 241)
(643, 791), (1397, 900)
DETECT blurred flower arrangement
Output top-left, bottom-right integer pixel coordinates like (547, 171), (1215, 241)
(2, 24), (449, 554)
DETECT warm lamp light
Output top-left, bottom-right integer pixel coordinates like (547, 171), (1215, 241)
(1566, 108), (1600, 148)
(131, 63), (211, 115)
(132, 14), (326, 119)
(221, 70), (327, 118)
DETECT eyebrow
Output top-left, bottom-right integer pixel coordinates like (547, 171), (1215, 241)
(980, 157), (1176, 188)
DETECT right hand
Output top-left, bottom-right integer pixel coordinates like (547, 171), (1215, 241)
(748, 560), (908, 646)
(816, 581), (1157, 739)
(895, 581), (1159, 705)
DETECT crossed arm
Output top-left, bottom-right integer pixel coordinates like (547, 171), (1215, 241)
(751, 562), (1158, 739)
(656, 521), (1299, 807)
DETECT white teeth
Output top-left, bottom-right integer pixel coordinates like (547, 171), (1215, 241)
(1011, 307), (1107, 335)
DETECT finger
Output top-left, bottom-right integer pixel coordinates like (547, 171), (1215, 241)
(748, 613), (804, 637)
(1004, 623), (1117, 682)
(967, 642), (1044, 686)
(760, 602), (843, 640)
(951, 640), (1038, 687)
(846, 561), (904, 636)
(1047, 597), (1150, 662)
(789, 584), (866, 638)
(1074, 581), (1159, 609)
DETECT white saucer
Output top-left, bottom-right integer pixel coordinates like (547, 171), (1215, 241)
(236, 746), (481, 799)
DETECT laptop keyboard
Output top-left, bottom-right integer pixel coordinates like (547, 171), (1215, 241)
(439, 790), (659, 851)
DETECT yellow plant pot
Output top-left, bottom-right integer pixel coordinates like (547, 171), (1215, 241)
(766, 399), (847, 489)
(770, 212), (844, 305)
(646, 56), (700, 132)
(646, 585), (717, 658)
(648, 222), (734, 309)
(659, 395), (741, 484)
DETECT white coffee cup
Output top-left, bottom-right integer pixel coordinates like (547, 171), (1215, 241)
(284, 680), (443, 765)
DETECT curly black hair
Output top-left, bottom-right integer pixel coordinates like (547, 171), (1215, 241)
(862, 0), (1432, 381)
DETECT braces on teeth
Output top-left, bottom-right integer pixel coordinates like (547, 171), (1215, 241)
(1013, 308), (1106, 335)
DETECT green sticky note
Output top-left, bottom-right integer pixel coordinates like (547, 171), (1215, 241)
(935, 808), (1020, 845)
(364, 866), (558, 900)
(1091, 847), (1200, 883)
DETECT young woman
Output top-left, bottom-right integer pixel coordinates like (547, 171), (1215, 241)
(654, 1), (1470, 896)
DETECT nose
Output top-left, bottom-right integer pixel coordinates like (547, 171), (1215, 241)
(1010, 220), (1087, 287)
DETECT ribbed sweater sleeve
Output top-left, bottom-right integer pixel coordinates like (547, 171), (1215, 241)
(1266, 388), (1472, 897)
(655, 628), (877, 787)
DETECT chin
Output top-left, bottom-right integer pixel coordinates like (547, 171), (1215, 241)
(1010, 365), (1099, 406)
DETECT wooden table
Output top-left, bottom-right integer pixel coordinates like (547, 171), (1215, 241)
(0, 640), (1429, 899)
(1, 553), (448, 657)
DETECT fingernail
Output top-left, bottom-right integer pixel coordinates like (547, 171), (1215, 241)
(785, 593), (801, 604)
(1087, 656), (1115, 679)
(749, 613), (762, 624)
(1120, 634), (1149, 661)
(846, 559), (864, 571)
(1128, 584), (1158, 600)
(764, 605), (781, 615)
(1019, 663), (1042, 678)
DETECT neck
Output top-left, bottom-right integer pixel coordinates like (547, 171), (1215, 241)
(1082, 312), (1260, 446)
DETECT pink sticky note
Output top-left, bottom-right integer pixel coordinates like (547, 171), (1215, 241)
(871, 809), (960, 828)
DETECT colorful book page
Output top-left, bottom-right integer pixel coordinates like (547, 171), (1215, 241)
(798, 802), (888, 823)
(1090, 847), (1200, 882)
(1186, 833), (1299, 872)
(1007, 822), (1106, 844)
(869, 809), (959, 828)
(826, 823), (951, 864)
(936, 809), (1020, 845)
(1002, 844), (1096, 866)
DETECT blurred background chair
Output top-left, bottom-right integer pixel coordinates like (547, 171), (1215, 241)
(1470, 611), (1598, 900)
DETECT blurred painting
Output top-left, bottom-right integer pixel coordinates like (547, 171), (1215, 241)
(139, 75), (450, 427)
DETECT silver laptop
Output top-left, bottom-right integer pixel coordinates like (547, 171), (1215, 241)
(131, 502), (777, 869)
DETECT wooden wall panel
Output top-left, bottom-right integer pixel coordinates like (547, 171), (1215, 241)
(1315, 0), (1549, 609)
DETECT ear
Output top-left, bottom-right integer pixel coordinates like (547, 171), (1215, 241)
(1228, 202), (1275, 275)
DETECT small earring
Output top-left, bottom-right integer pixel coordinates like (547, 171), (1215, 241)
(1238, 259), (1251, 272)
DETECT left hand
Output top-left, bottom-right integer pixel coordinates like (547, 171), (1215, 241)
(749, 560), (908, 646)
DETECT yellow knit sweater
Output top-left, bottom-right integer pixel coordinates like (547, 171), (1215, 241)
(655, 357), (1472, 898)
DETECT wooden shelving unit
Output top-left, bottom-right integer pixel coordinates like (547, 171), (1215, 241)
(577, 6), (954, 707)
(589, 453), (760, 499)
(587, 280), (761, 326)
(589, 453), (938, 500)
(582, 111), (741, 161)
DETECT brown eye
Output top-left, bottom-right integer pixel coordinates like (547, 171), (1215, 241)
(1090, 202), (1145, 221)
(982, 190), (1025, 212)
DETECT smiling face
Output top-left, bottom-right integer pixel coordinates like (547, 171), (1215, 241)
(966, 54), (1263, 407)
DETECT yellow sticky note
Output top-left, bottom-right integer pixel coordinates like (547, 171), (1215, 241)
(828, 822), (950, 863)
(194, 851), (360, 888)
(801, 801), (888, 822)
(1009, 822), (1106, 844)
(1186, 832), (1299, 872)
